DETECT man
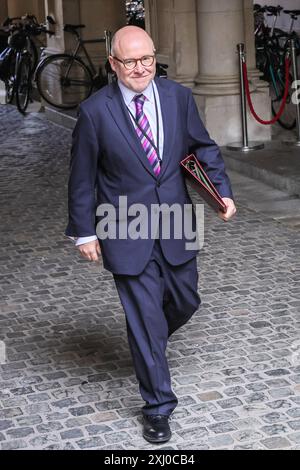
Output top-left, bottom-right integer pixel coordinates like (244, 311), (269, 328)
(66, 26), (236, 444)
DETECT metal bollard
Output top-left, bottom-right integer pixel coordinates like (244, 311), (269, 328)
(105, 30), (113, 85)
(227, 43), (264, 152)
(283, 38), (300, 147)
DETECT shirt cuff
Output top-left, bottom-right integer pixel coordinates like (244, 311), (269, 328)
(75, 236), (98, 246)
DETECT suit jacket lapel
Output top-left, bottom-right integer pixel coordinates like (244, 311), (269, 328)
(154, 77), (177, 179)
(106, 79), (178, 180)
(106, 83), (156, 178)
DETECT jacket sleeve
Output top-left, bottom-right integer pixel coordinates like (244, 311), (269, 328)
(65, 105), (100, 237)
(186, 89), (234, 199)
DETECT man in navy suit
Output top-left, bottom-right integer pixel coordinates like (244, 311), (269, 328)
(66, 26), (236, 443)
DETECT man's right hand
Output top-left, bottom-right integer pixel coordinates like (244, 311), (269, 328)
(77, 240), (101, 262)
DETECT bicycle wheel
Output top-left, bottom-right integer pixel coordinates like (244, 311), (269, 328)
(27, 37), (38, 71)
(36, 54), (93, 109)
(4, 49), (16, 104)
(5, 77), (15, 103)
(15, 53), (32, 113)
(270, 64), (296, 130)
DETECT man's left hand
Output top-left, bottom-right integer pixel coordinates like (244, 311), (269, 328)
(218, 198), (236, 222)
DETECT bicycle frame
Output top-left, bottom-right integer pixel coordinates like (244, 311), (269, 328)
(269, 12), (279, 38)
(68, 36), (106, 78)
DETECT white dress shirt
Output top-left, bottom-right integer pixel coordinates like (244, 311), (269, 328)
(71, 79), (164, 247)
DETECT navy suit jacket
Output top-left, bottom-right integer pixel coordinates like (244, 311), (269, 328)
(65, 77), (233, 275)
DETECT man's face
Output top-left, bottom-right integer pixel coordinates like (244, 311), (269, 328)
(109, 33), (156, 93)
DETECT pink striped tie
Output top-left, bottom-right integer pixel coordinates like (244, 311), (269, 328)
(134, 94), (161, 176)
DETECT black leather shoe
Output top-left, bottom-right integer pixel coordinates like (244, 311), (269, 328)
(142, 414), (171, 443)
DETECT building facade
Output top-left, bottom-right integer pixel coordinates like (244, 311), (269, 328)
(0, 0), (272, 144)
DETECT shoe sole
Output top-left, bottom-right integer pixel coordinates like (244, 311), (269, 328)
(142, 432), (172, 444)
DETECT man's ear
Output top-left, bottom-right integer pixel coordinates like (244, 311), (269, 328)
(109, 55), (116, 73)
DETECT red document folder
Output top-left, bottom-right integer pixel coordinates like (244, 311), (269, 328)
(180, 154), (227, 213)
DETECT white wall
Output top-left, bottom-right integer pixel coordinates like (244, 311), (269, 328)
(256, 0), (300, 32)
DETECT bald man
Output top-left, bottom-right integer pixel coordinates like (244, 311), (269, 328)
(66, 26), (236, 444)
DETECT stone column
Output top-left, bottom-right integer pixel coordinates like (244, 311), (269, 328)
(42, 0), (126, 118)
(6, 0), (45, 22)
(193, 0), (271, 145)
(78, 0), (126, 67)
(144, 0), (198, 87)
(0, 1), (8, 25)
(44, 0), (80, 54)
(44, 0), (126, 62)
(243, 0), (266, 88)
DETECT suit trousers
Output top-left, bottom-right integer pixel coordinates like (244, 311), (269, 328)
(113, 240), (201, 416)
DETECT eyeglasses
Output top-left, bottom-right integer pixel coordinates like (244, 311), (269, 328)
(112, 55), (155, 70)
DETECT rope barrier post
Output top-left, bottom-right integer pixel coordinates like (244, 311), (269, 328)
(283, 39), (300, 147)
(105, 30), (113, 85)
(227, 43), (264, 152)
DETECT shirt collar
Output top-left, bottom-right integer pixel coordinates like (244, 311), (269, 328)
(118, 80), (154, 107)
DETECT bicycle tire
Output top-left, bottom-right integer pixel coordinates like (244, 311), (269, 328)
(36, 53), (93, 109)
(4, 49), (17, 104)
(15, 54), (32, 113)
(28, 37), (38, 71)
(270, 65), (296, 130)
(5, 78), (15, 104)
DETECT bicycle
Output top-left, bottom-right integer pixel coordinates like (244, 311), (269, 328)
(0, 14), (54, 113)
(254, 5), (300, 129)
(35, 24), (168, 110)
(35, 24), (112, 109)
(270, 9), (300, 129)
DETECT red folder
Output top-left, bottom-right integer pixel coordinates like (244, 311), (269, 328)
(180, 154), (226, 213)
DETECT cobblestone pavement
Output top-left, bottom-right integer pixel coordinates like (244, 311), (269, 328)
(0, 104), (300, 450)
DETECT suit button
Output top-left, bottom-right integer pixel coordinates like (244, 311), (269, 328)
(156, 181), (161, 188)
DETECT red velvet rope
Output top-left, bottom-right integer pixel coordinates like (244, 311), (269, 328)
(243, 58), (291, 125)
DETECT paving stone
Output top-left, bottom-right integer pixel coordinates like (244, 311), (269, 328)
(261, 436), (292, 449)
(261, 424), (288, 436)
(76, 437), (106, 449)
(207, 434), (234, 448)
(287, 419), (300, 431)
(1, 439), (28, 450)
(60, 428), (84, 440)
(0, 420), (14, 431)
(16, 415), (43, 426)
(232, 417), (262, 429)
(6, 427), (35, 438)
(0, 408), (23, 419)
(223, 386), (246, 397)
(233, 442), (265, 450)
(197, 391), (223, 402)
(269, 387), (295, 399)
(261, 412), (289, 424)
(69, 406), (95, 416)
(233, 429), (265, 443)
(287, 408), (300, 419)
(207, 421), (237, 434)
(36, 422), (64, 433)
(211, 410), (239, 422)
(176, 426), (209, 440)
(217, 398), (243, 409)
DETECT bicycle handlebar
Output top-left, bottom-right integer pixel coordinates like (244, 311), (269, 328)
(2, 16), (22, 27)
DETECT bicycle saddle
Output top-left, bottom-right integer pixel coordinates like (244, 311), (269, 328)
(265, 6), (283, 15)
(283, 10), (300, 17)
(64, 24), (85, 32)
(254, 4), (266, 13)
